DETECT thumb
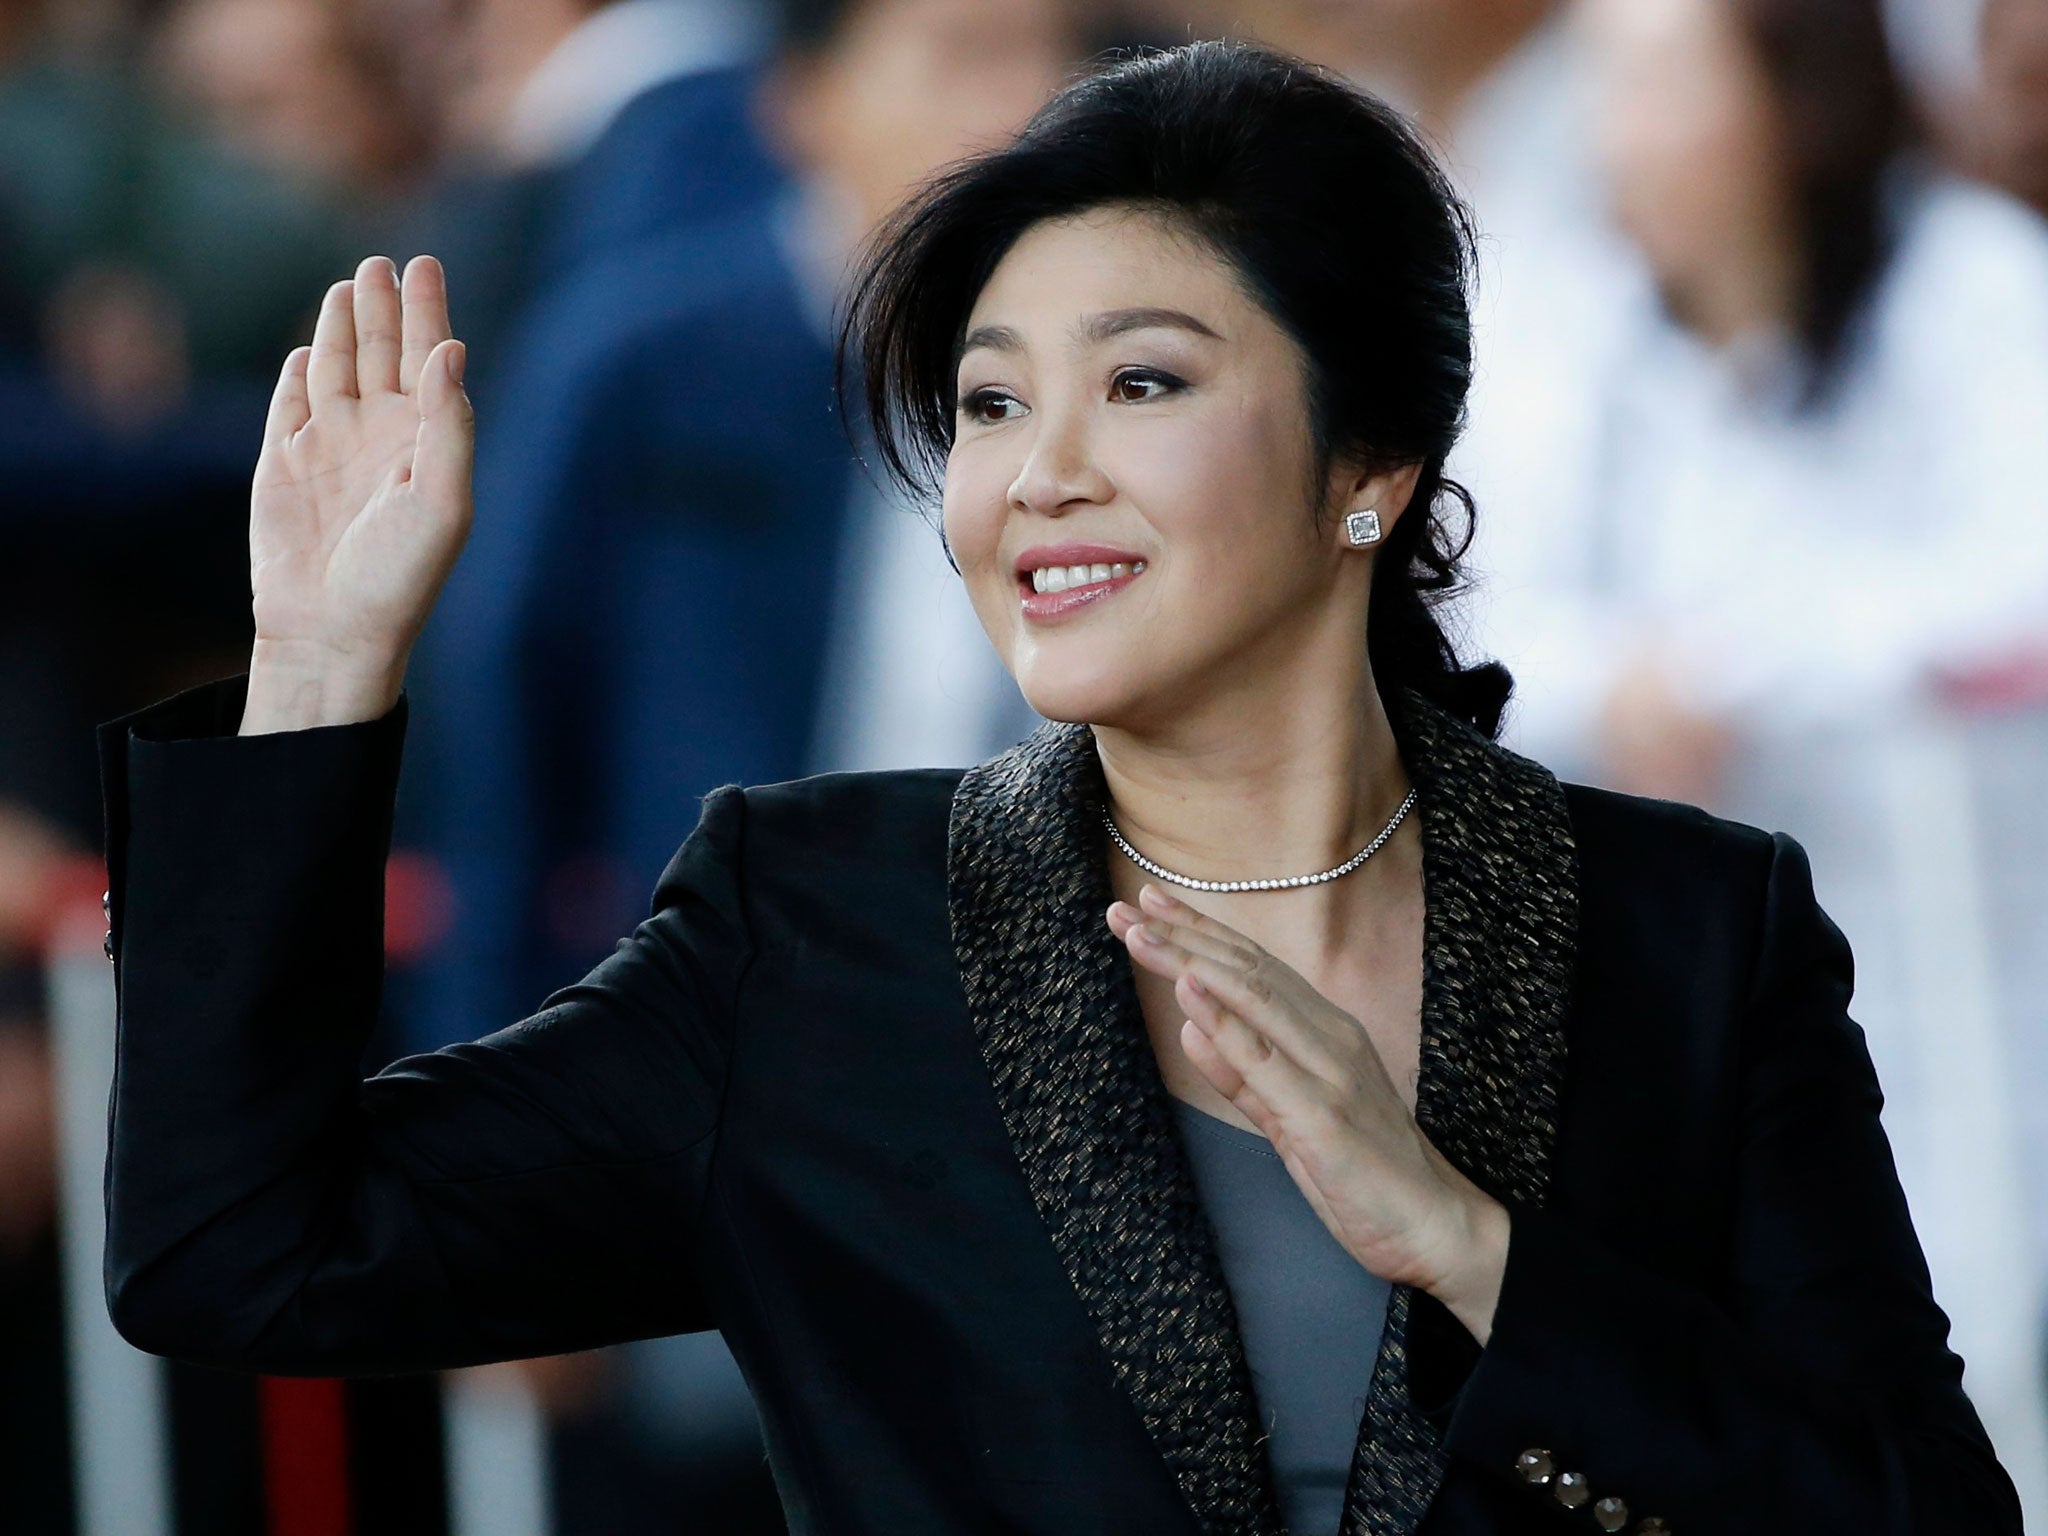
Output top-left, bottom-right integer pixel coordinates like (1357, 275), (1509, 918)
(413, 339), (473, 514)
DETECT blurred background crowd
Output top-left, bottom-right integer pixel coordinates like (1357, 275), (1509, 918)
(4, 0), (2048, 1530)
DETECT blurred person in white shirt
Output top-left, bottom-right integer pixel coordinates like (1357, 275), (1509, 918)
(1197, 0), (1647, 766)
(1486, 0), (2048, 1512)
(1490, 0), (2048, 785)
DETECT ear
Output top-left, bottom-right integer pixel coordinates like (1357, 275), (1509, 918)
(1328, 457), (1426, 547)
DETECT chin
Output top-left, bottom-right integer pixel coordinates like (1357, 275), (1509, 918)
(1012, 655), (1172, 733)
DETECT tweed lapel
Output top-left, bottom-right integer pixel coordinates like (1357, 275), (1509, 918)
(946, 685), (1578, 1536)
(948, 711), (1284, 1535)
(1336, 688), (1579, 1536)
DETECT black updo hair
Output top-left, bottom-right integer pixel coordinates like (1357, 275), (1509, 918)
(836, 37), (1514, 739)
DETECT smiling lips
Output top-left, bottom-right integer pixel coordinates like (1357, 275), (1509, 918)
(1015, 543), (1149, 621)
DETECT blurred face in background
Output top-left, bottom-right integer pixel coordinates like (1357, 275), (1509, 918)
(761, 0), (1075, 232)
(1978, 0), (2048, 213)
(1581, 0), (1795, 330)
(1225, 0), (1555, 119)
(154, 0), (418, 192)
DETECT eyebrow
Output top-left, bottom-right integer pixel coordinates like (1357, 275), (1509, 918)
(957, 306), (1225, 362)
(1082, 306), (1225, 345)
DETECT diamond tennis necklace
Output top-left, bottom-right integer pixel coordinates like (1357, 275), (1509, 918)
(1101, 788), (1417, 893)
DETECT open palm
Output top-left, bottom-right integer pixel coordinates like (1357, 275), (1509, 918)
(249, 254), (472, 694)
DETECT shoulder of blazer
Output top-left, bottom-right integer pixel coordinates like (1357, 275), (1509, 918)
(706, 766), (968, 883)
(1560, 777), (1778, 874)
(1557, 778), (1788, 979)
(735, 765), (967, 829)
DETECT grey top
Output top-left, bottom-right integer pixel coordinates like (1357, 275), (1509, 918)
(1171, 1097), (1392, 1536)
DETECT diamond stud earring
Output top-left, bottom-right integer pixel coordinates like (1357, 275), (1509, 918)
(1345, 508), (1382, 547)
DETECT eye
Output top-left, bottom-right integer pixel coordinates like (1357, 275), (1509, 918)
(960, 387), (1024, 424)
(1111, 368), (1183, 402)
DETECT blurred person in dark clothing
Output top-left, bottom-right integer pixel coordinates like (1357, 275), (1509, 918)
(154, 0), (429, 203)
(0, 804), (73, 1536)
(406, 0), (1071, 1056)
(399, 3), (1072, 1530)
(0, 0), (419, 804)
(386, 0), (776, 407)
(0, 12), (433, 1526)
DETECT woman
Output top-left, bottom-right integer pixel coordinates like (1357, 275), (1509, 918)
(1474, 0), (2048, 1496)
(1487, 0), (2048, 787)
(96, 40), (2016, 1536)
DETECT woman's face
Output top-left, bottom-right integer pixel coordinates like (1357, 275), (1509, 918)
(942, 205), (1398, 732)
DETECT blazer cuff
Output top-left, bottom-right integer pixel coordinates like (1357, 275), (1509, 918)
(96, 672), (410, 967)
(1434, 1200), (1612, 1459)
(1428, 1199), (1717, 1526)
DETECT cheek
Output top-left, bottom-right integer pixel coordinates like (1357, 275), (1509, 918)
(1121, 390), (1305, 561)
(940, 455), (1010, 600)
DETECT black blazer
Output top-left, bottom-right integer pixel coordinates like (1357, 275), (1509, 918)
(97, 672), (2019, 1536)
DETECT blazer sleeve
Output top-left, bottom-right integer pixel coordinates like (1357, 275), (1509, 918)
(1422, 829), (2022, 1533)
(97, 672), (754, 1378)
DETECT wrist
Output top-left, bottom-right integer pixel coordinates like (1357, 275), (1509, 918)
(1425, 1188), (1512, 1347)
(242, 638), (406, 734)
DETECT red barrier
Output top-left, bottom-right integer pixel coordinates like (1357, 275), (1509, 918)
(259, 1377), (353, 1536)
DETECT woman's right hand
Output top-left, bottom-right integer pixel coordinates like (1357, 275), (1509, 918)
(241, 254), (473, 734)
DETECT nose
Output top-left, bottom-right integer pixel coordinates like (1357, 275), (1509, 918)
(1006, 394), (1114, 516)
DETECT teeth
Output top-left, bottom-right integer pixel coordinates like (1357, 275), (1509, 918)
(1029, 559), (1146, 594)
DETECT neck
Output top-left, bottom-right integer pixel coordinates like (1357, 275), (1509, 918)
(1668, 229), (1802, 352)
(1091, 642), (1414, 960)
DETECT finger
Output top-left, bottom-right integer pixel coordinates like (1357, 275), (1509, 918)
(307, 279), (358, 403)
(1181, 1018), (1263, 1111)
(1181, 975), (1281, 1071)
(263, 345), (313, 449)
(1109, 901), (1254, 970)
(1180, 1021), (1288, 1133)
(399, 253), (452, 395)
(1123, 918), (1262, 995)
(1122, 918), (1355, 1086)
(1146, 916), (1253, 971)
(353, 255), (403, 397)
(1136, 883), (1259, 949)
(1130, 888), (1271, 972)
(1122, 918), (1197, 984)
(1181, 987), (1327, 1114)
(1164, 941), (1353, 1082)
(1168, 946), (1300, 1035)
(412, 338), (473, 514)
(1126, 924), (1307, 1058)
(1181, 1018), (1249, 1099)
(1179, 1012), (1302, 1139)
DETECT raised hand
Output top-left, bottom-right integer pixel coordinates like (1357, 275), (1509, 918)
(1107, 881), (1513, 1344)
(241, 254), (473, 734)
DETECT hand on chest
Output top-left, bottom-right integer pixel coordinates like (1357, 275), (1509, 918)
(1116, 843), (1427, 1131)
(1105, 847), (1466, 1298)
